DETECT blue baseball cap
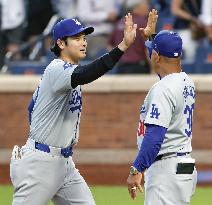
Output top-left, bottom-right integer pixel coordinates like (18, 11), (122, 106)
(145, 30), (183, 58)
(52, 18), (94, 41)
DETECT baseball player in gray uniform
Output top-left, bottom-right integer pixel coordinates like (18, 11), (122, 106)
(127, 29), (197, 205)
(9, 12), (144, 205)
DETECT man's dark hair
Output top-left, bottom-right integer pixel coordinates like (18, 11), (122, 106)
(50, 37), (68, 57)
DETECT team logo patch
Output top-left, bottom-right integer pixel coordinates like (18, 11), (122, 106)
(73, 18), (81, 25)
(69, 90), (82, 113)
(150, 104), (160, 119)
(63, 62), (72, 70)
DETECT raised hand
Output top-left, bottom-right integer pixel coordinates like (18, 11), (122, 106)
(118, 13), (137, 52)
(140, 9), (158, 40)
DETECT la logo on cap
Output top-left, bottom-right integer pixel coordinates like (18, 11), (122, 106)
(73, 19), (81, 25)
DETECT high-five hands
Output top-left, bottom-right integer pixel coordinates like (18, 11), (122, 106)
(140, 9), (158, 40)
(118, 13), (137, 52)
(118, 10), (158, 52)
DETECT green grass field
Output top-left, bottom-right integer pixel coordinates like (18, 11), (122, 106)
(0, 185), (212, 205)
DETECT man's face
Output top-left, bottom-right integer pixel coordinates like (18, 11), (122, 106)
(62, 33), (87, 63)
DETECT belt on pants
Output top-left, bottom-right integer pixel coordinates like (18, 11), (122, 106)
(155, 152), (190, 162)
(26, 138), (73, 158)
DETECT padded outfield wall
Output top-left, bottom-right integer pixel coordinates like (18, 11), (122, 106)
(0, 75), (212, 185)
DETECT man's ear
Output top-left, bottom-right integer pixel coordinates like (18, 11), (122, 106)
(152, 50), (161, 63)
(57, 39), (66, 49)
(155, 52), (160, 63)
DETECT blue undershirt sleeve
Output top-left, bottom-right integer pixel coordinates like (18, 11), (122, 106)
(133, 124), (167, 172)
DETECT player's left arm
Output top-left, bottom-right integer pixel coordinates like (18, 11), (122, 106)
(71, 47), (123, 88)
(71, 13), (137, 88)
(127, 85), (176, 199)
(127, 124), (167, 199)
(133, 124), (167, 172)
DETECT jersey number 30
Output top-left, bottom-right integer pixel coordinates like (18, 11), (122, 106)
(184, 103), (194, 137)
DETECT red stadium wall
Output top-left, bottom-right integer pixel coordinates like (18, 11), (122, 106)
(0, 75), (212, 185)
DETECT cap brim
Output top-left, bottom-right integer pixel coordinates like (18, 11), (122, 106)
(83, 26), (94, 35)
(145, 40), (153, 49)
(70, 26), (94, 37)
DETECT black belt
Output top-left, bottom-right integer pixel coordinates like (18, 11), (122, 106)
(155, 152), (190, 162)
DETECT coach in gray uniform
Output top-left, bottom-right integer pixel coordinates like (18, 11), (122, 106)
(127, 30), (197, 204)
(9, 11), (158, 205)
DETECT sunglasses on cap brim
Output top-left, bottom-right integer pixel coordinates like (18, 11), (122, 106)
(145, 40), (159, 59)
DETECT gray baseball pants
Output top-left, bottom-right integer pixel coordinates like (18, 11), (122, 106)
(144, 155), (197, 205)
(10, 141), (96, 205)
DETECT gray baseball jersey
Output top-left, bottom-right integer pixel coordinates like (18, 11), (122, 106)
(137, 72), (195, 155)
(11, 59), (96, 205)
(29, 59), (82, 148)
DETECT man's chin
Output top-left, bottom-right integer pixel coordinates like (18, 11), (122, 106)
(79, 53), (86, 60)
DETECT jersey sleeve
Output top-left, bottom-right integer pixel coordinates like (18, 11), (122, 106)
(144, 84), (176, 128)
(49, 62), (77, 93)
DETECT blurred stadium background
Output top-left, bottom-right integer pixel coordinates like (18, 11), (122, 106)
(0, 0), (212, 204)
